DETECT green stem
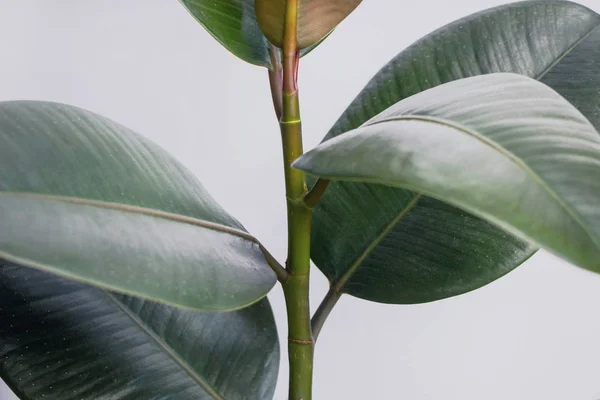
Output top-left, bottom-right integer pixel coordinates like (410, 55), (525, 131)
(281, 78), (314, 400)
(276, 1), (314, 399)
(281, 97), (314, 399)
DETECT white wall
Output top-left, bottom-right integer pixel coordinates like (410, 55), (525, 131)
(1, 1), (599, 399)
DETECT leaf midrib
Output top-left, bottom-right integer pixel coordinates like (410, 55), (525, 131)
(535, 22), (600, 81)
(105, 292), (226, 400)
(0, 192), (257, 243)
(332, 194), (422, 293)
(364, 114), (600, 254)
(328, 20), (600, 291)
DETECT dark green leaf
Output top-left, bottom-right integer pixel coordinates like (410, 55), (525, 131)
(0, 101), (276, 311)
(296, 73), (600, 271)
(177, 0), (325, 67)
(0, 263), (279, 400)
(307, 0), (600, 304)
(178, 0), (272, 67)
(255, 0), (361, 49)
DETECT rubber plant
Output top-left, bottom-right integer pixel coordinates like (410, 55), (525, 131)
(1, 0), (600, 399)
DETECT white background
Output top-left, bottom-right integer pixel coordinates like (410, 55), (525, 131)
(1, 1), (600, 399)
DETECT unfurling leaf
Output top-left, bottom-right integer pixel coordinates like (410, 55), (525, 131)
(178, 0), (328, 67)
(255, 0), (362, 48)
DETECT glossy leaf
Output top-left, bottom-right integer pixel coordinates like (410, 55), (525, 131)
(307, 0), (600, 304)
(178, 0), (325, 67)
(0, 101), (276, 311)
(0, 263), (279, 400)
(255, 0), (362, 49)
(178, 0), (271, 67)
(296, 73), (600, 272)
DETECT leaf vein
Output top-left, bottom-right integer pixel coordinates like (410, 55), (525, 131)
(334, 194), (422, 293)
(104, 293), (226, 400)
(368, 115), (600, 253)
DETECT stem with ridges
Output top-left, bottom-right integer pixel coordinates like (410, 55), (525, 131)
(276, 0), (314, 399)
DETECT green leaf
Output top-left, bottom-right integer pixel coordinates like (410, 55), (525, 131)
(0, 101), (276, 311)
(307, 0), (600, 304)
(0, 263), (279, 400)
(255, 0), (362, 49)
(177, 0), (326, 67)
(296, 73), (600, 273)
(178, 0), (272, 67)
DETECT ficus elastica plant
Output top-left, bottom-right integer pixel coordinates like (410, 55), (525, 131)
(2, 1), (600, 399)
